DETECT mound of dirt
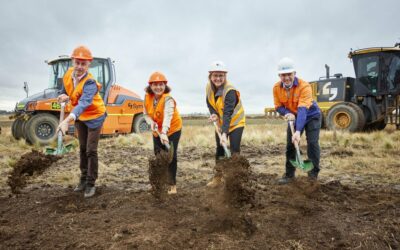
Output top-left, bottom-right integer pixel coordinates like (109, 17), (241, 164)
(221, 154), (255, 208)
(7, 150), (60, 193)
(148, 150), (171, 200)
(203, 154), (257, 237)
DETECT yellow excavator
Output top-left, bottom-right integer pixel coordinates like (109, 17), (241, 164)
(265, 43), (400, 132)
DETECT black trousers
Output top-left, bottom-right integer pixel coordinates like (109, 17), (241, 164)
(215, 126), (244, 160)
(75, 121), (102, 187)
(285, 116), (321, 177)
(153, 130), (181, 185)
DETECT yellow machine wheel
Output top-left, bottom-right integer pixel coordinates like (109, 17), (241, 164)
(326, 102), (365, 132)
(333, 111), (352, 129)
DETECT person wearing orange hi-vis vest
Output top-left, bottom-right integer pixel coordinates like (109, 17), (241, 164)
(57, 46), (107, 198)
(273, 57), (322, 185)
(206, 61), (246, 188)
(143, 71), (182, 195)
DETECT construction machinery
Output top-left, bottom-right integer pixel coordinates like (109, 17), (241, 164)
(12, 56), (149, 145)
(265, 43), (400, 132)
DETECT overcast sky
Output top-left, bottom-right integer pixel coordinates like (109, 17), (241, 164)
(0, 0), (398, 113)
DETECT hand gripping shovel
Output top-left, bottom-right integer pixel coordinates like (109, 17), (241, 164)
(153, 124), (174, 163)
(213, 121), (231, 158)
(288, 120), (313, 172)
(45, 102), (74, 155)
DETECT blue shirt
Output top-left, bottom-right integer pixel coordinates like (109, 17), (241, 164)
(61, 78), (106, 129)
(276, 78), (321, 132)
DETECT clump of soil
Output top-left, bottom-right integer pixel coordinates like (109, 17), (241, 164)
(221, 154), (255, 208)
(205, 154), (257, 237)
(148, 150), (171, 200)
(7, 150), (61, 193)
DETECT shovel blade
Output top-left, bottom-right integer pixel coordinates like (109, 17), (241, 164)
(44, 143), (74, 156)
(45, 147), (57, 155)
(165, 143), (174, 163)
(223, 145), (231, 158)
(289, 159), (314, 172)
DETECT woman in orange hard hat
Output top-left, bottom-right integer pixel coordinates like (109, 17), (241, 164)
(143, 71), (182, 194)
(57, 45), (107, 198)
(206, 61), (246, 188)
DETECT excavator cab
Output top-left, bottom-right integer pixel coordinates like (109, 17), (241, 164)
(351, 48), (400, 96)
(349, 45), (400, 129)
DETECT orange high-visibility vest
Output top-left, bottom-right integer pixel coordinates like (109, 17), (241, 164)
(206, 81), (246, 132)
(63, 67), (106, 121)
(144, 93), (182, 137)
(273, 78), (313, 114)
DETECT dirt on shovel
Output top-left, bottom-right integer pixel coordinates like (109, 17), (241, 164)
(7, 150), (61, 194)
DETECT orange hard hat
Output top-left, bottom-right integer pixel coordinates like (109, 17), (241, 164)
(71, 46), (93, 61)
(148, 71), (168, 84)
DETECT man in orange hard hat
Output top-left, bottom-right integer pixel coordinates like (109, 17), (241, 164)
(57, 45), (107, 198)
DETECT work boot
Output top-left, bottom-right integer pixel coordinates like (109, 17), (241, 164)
(206, 176), (223, 188)
(308, 171), (318, 181)
(84, 186), (96, 198)
(277, 175), (295, 185)
(167, 185), (177, 195)
(73, 181), (86, 192)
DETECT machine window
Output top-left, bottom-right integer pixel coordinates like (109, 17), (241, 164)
(357, 56), (379, 92)
(387, 55), (400, 90)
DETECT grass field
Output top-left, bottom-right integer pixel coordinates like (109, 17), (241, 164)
(1, 116), (400, 189)
(0, 116), (399, 249)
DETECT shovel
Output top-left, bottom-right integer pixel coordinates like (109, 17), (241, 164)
(288, 120), (314, 172)
(213, 121), (231, 158)
(153, 124), (174, 163)
(45, 102), (74, 155)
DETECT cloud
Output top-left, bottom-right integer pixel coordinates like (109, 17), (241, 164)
(0, 0), (399, 113)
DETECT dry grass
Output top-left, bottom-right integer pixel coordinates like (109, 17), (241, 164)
(0, 120), (399, 193)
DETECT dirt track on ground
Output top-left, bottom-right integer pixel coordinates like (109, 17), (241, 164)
(0, 143), (399, 249)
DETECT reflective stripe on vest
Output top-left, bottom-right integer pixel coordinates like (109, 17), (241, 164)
(206, 81), (246, 132)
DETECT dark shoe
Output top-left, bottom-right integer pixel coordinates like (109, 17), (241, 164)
(73, 181), (86, 192)
(84, 186), (96, 198)
(277, 175), (295, 185)
(308, 171), (318, 181)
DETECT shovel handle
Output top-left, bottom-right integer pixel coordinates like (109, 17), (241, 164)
(213, 121), (231, 158)
(289, 121), (303, 163)
(59, 102), (66, 122)
(288, 121), (299, 149)
(56, 102), (67, 153)
(153, 124), (171, 150)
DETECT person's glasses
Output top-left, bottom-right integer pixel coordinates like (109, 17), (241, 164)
(212, 74), (226, 79)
